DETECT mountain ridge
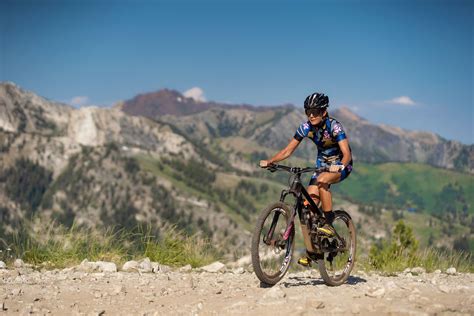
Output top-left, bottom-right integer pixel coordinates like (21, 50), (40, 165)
(117, 86), (472, 173)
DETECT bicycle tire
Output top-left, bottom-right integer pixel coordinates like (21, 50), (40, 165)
(251, 202), (294, 285)
(317, 210), (356, 286)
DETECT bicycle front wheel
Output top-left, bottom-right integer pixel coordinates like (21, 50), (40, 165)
(317, 210), (356, 286)
(251, 202), (294, 285)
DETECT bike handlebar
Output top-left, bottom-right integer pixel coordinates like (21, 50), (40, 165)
(261, 163), (332, 174)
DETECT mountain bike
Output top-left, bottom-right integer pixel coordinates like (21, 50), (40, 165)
(251, 163), (356, 286)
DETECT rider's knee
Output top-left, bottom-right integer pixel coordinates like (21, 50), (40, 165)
(317, 181), (330, 191)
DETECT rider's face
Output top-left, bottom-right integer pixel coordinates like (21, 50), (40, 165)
(306, 109), (326, 125)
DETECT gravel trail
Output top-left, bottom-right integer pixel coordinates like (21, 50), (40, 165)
(1, 264), (473, 315)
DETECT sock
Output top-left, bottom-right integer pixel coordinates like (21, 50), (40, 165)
(324, 210), (335, 225)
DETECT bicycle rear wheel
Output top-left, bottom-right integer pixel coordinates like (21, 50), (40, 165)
(317, 210), (356, 286)
(251, 202), (294, 285)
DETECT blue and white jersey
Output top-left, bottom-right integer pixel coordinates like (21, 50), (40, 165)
(294, 117), (350, 164)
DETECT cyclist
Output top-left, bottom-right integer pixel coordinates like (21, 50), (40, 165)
(259, 92), (353, 266)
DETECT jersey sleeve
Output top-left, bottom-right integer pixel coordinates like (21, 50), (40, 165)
(293, 122), (311, 141)
(331, 120), (347, 142)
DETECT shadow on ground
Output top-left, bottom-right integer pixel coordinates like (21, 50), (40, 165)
(271, 275), (367, 288)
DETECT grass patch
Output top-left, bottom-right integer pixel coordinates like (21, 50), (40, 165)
(143, 226), (218, 268)
(359, 248), (473, 274)
(0, 223), (220, 269)
(1, 224), (128, 268)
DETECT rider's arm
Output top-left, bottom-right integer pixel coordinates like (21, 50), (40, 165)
(260, 138), (300, 167)
(338, 139), (352, 167)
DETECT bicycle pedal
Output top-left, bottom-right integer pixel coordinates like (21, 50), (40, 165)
(297, 257), (312, 267)
(317, 230), (336, 238)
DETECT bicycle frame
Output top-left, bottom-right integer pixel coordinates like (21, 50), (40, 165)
(264, 167), (325, 258)
(279, 172), (324, 219)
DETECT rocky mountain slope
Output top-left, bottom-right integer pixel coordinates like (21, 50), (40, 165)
(0, 82), (247, 252)
(121, 88), (473, 173)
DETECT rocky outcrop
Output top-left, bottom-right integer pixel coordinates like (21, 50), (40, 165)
(0, 82), (197, 158)
(0, 82), (71, 136)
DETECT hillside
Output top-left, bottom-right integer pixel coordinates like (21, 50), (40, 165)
(0, 83), (248, 255)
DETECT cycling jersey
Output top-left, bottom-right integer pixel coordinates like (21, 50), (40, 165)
(293, 116), (353, 182)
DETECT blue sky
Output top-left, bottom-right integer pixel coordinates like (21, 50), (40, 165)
(1, 0), (472, 143)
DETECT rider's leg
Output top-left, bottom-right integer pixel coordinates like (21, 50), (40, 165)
(316, 172), (342, 236)
(317, 172), (342, 212)
(300, 185), (320, 254)
(298, 185), (323, 266)
(306, 185), (321, 206)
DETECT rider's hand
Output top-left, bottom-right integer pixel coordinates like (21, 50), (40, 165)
(260, 160), (271, 168)
(329, 164), (344, 173)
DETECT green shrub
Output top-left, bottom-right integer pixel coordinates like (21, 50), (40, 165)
(369, 220), (419, 270)
(367, 220), (472, 273)
(0, 158), (53, 215)
(123, 157), (140, 174)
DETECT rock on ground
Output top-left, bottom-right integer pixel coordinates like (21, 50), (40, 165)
(13, 259), (24, 268)
(258, 287), (287, 305)
(366, 287), (386, 298)
(200, 261), (226, 273)
(411, 267), (426, 275)
(138, 258), (153, 273)
(446, 267), (457, 275)
(76, 260), (117, 273)
(122, 260), (139, 272)
(179, 264), (192, 272)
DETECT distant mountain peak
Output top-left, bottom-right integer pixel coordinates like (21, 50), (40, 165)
(1, 81), (19, 88)
(133, 89), (184, 103)
(1, 81), (30, 97)
(121, 88), (215, 117)
(332, 107), (366, 122)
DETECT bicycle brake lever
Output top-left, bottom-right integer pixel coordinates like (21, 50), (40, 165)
(266, 163), (277, 172)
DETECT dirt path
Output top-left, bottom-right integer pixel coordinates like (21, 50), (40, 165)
(1, 266), (473, 315)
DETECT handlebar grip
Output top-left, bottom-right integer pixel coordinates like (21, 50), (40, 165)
(267, 163), (277, 172)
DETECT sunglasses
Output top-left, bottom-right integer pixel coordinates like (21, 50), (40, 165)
(305, 108), (325, 117)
